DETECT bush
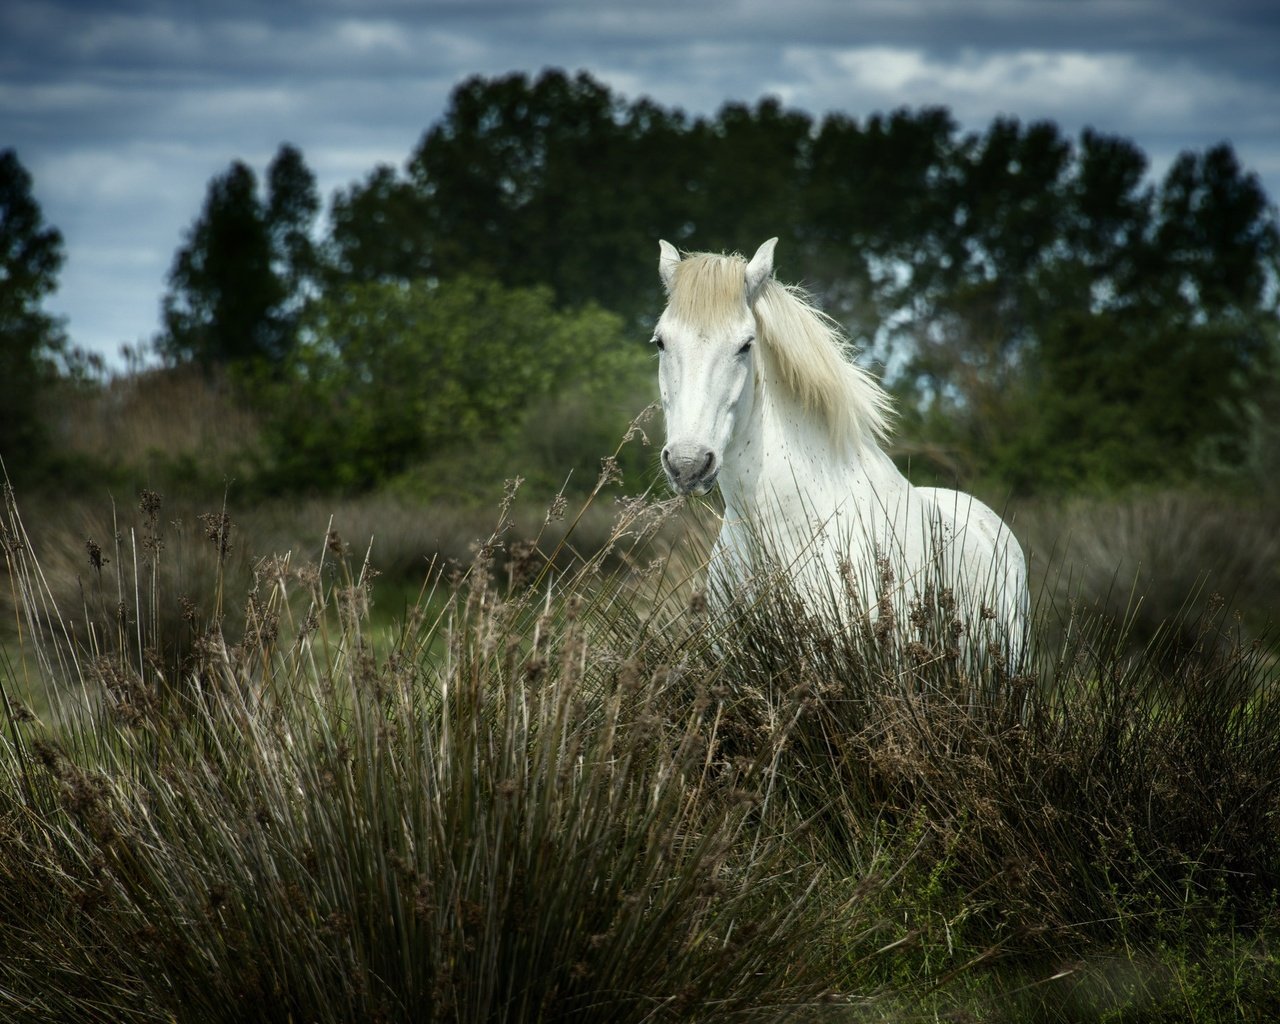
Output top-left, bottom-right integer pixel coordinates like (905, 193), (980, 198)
(257, 277), (651, 493)
(44, 365), (264, 491)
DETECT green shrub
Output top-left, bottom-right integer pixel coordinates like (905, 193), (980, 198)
(257, 277), (651, 494)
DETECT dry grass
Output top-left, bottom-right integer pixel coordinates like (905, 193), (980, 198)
(0, 476), (690, 683)
(4, 473), (1280, 1020)
(1017, 490), (1280, 655)
(1, 480), (856, 1023)
(48, 367), (263, 482)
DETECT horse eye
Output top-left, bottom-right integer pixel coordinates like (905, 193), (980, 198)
(737, 339), (754, 355)
(654, 335), (665, 351)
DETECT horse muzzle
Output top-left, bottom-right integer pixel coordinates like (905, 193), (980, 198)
(662, 443), (720, 496)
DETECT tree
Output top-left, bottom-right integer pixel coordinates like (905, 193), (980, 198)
(159, 144), (318, 370)
(879, 123), (1280, 491)
(329, 70), (708, 325)
(410, 69), (682, 317)
(316, 73), (1280, 494)
(265, 143), (320, 306)
(326, 165), (433, 285)
(1018, 142), (1280, 491)
(891, 118), (1076, 479)
(0, 148), (66, 461)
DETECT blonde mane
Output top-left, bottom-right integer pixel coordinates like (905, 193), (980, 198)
(666, 251), (892, 451)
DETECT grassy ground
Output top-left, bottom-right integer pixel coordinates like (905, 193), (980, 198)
(3, 366), (1278, 1020)
(3, 469), (1279, 1022)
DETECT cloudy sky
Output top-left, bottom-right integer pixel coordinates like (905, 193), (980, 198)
(4, 0), (1279, 363)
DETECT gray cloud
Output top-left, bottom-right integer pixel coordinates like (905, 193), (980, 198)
(3, 0), (1277, 359)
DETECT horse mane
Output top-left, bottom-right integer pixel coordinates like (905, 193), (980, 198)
(666, 251), (893, 452)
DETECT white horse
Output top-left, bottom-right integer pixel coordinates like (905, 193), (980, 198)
(653, 237), (1028, 665)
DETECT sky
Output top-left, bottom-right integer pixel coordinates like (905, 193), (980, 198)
(3, 0), (1279, 364)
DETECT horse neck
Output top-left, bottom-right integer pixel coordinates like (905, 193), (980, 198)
(720, 371), (907, 521)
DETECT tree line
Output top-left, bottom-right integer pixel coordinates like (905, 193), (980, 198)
(3, 69), (1278, 494)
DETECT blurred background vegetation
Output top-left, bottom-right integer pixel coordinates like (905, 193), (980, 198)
(2, 67), (1278, 627)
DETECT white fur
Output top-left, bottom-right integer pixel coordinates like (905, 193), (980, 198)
(654, 240), (1029, 665)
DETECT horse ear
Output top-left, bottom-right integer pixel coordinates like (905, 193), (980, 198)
(658, 239), (681, 292)
(746, 237), (778, 299)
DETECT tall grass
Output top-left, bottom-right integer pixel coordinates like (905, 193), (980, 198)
(0, 481), (670, 688)
(697, 563), (1280, 931)
(1, 463), (856, 1022)
(48, 366), (263, 486)
(1018, 490), (1280, 654)
(4, 461), (1280, 1021)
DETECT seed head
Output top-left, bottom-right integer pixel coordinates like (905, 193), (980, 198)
(85, 538), (107, 572)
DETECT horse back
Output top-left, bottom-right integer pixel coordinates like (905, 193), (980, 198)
(914, 486), (1029, 629)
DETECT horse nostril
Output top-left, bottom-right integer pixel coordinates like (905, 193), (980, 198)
(662, 445), (717, 488)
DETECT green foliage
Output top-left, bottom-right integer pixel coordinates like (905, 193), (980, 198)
(326, 71), (1280, 494)
(18, 69), (1280, 499)
(158, 144), (319, 371)
(258, 277), (650, 493)
(325, 164), (431, 286)
(330, 70), (705, 326)
(0, 148), (67, 465)
(1228, 337), (1280, 497)
(890, 128), (1280, 493)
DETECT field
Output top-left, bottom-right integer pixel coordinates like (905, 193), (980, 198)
(2, 369), (1279, 1022)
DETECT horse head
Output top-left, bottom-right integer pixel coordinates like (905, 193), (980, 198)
(653, 237), (777, 496)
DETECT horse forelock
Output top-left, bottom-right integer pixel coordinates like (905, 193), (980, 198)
(664, 252), (752, 326)
(664, 250), (892, 451)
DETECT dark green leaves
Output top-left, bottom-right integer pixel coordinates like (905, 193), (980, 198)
(158, 144), (319, 371)
(0, 148), (67, 461)
(258, 277), (646, 493)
